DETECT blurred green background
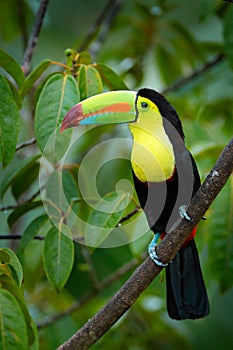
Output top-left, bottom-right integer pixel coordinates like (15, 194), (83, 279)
(0, 0), (233, 349)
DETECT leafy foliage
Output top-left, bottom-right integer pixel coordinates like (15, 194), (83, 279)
(0, 249), (38, 349)
(35, 73), (78, 161)
(85, 191), (131, 247)
(0, 1), (233, 350)
(0, 48), (24, 88)
(0, 75), (20, 167)
(43, 225), (74, 291)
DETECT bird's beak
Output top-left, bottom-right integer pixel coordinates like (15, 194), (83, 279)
(60, 90), (137, 132)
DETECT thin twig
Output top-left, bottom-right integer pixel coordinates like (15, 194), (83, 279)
(0, 204), (19, 212)
(89, 0), (124, 58)
(0, 187), (42, 212)
(37, 254), (144, 330)
(163, 54), (225, 94)
(23, 0), (50, 75)
(80, 246), (101, 290)
(0, 234), (44, 240)
(78, 0), (123, 52)
(57, 138), (233, 350)
(16, 137), (37, 151)
(118, 207), (141, 224)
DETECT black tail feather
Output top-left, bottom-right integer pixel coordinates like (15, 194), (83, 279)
(166, 239), (210, 320)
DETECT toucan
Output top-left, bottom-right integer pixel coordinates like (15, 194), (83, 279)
(61, 88), (210, 320)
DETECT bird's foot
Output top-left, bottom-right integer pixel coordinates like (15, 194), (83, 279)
(179, 205), (207, 222)
(148, 234), (168, 267)
(179, 205), (192, 222)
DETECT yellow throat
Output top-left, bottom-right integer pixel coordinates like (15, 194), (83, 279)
(129, 96), (175, 183)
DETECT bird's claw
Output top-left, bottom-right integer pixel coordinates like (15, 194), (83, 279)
(179, 205), (192, 222)
(148, 235), (168, 267)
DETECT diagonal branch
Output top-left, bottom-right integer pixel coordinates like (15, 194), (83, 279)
(0, 187), (42, 212)
(156, 137), (233, 262)
(89, 0), (124, 57)
(163, 54), (225, 94)
(57, 137), (233, 350)
(37, 254), (144, 330)
(23, 0), (50, 75)
(16, 137), (36, 151)
(78, 0), (123, 53)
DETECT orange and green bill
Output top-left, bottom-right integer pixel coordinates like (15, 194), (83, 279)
(60, 90), (137, 132)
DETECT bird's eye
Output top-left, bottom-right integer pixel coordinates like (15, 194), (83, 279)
(141, 101), (148, 109)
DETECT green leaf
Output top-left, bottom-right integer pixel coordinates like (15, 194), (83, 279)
(78, 65), (103, 100)
(155, 46), (182, 84)
(66, 50), (92, 71)
(35, 73), (80, 162)
(0, 74), (20, 168)
(45, 169), (79, 223)
(85, 191), (131, 247)
(0, 154), (40, 198)
(33, 72), (59, 106)
(207, 176), (233, 292)
(0, 249), (10, 264)
(43, 225), (74, 291)
(76, 51), (92, 65)
(7, 201), (43, 229)
(18, 214), (49, 256)
(1, 248), (23, 287)
(28, 321), (39, 350)
(224, 7), (233, 70)
(11, 162), (40, 200)
(0, 289), (28, 350)
(95, 64), (129, 90)
(0, 48), (24, 88)
(0, 274), (37, 348)
(20, 59), (52, 98)
(4, 77), (22, 109)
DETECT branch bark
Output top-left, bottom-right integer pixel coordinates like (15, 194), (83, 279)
(57, 139), (233, 350)
(23, 0), (50, 75)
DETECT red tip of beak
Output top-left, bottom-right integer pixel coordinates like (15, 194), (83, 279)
(60, 104), (83, 133)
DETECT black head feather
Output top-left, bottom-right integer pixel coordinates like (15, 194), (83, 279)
(137, 88), (185, 140)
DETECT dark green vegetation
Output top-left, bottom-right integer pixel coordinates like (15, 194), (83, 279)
(0, 1), (233, 349)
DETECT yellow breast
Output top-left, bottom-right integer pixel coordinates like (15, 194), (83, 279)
(129, 107), (175, 183)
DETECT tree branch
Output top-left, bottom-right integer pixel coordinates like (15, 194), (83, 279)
(23, 0), (50, 75)
(0, 187), (42, 212)
(16, 137), (36, 151)
(78, 0), (123, 53)
(0, 234), (44, 240)
(89, 0), (124, 58)
(156, 137), (233, 263)
(162, 54), (225, 94)
(37, 254), (144, 330)
(57, 137), (233, 350)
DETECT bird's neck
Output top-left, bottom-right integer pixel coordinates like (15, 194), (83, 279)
(129, 116), (175, 182)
